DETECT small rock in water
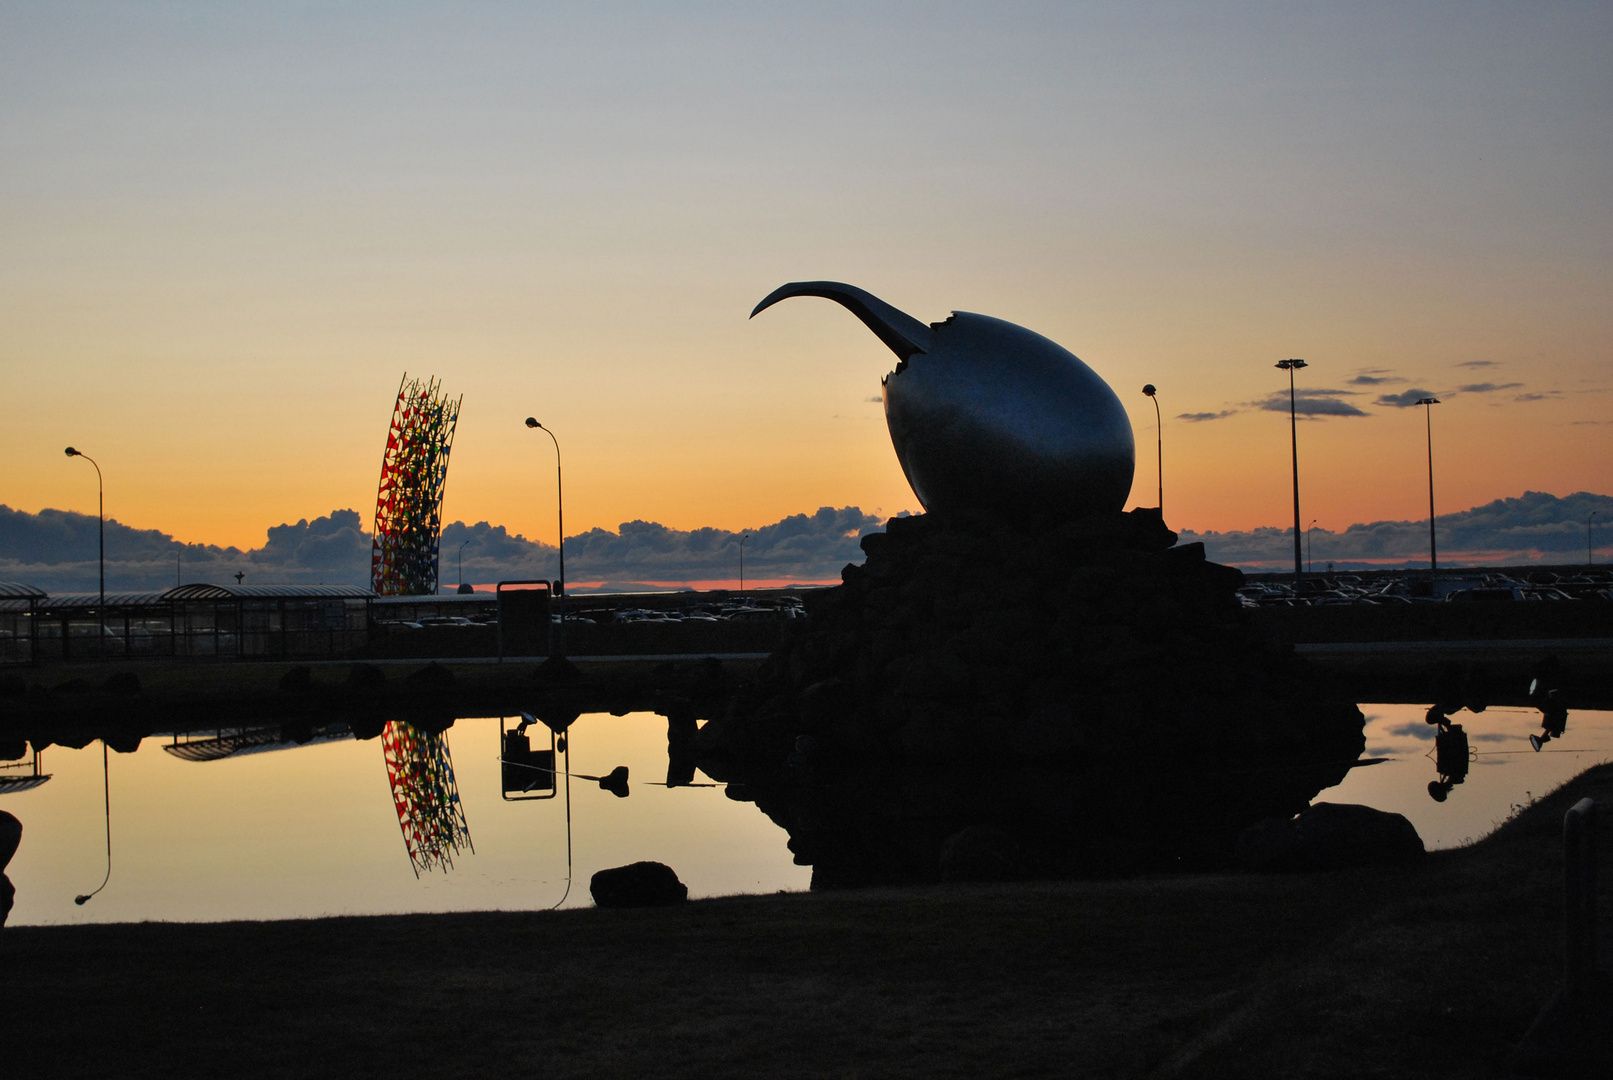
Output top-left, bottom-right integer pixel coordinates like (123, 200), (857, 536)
(590, 861), (688, 908)
(1236, 802), (1426, 872)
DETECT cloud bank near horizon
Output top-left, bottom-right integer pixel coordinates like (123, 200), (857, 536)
(0, 505), (885, 593)
(2, 492), (1609, 593)
(1177, 491), (1613, 570)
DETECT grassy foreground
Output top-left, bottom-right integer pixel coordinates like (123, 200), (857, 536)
(5, 766), (1611, 1079)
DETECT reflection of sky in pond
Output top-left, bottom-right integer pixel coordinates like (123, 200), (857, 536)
(6, 704), (1609, 925)
(0, 713), (810, 927)
(1317, 704), (1613, 850)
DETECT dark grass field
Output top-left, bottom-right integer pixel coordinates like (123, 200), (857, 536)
(4, 765), (1610, 1079)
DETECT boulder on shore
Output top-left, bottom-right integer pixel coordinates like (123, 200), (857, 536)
(1236, 802), (1426, 871)
(590, 861), (689, 908)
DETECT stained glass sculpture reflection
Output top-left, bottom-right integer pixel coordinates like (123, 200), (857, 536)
(381, 720), (473, 875)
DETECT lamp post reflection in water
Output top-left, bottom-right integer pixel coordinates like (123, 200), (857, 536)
(73, 741), (112, 905)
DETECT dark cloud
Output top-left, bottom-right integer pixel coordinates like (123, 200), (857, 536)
(1457, 382), (1524, 394)
(1348, 370), (1403, 386)
(1455, 360), (1499, 369)
(1374, 388), (1443, 408)
(1250, 389), (1369, 418)
(865, 396), (884, 403)
(1385, 723), (1436, 741)
(0, 506), (355, 593)
(0, 504), (886, 593)
(1178, 410), (1239, 422)
(255, 510), (370, 572)
(1514, 392), (1559, 402)
(1177, 490), (1613, 569)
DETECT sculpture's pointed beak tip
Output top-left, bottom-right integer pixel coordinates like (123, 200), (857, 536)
(748, 281), (934, 361)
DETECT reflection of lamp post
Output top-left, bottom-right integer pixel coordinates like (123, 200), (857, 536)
(739, 533), (748, 595)
(1141, 385), (1162, 513)
(1308, 518), (1317, 576)
(74, 741), (112, 905)
(65, 447), (105, 651)
(524, 418), (565, 656)
(1416, 397), (1441, 574)
(1274, 360), (1308, 588)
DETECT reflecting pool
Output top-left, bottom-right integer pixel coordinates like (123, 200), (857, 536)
(2, 704), (1608, 926)
(1319, 704), (1613, 849)
(1, 713), (811, 926)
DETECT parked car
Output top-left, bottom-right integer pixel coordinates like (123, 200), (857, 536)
(1446, 587), (1523, 603)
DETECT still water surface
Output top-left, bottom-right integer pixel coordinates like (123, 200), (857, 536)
(4, 705), (1609, 926)
(3, 713), (810, 927)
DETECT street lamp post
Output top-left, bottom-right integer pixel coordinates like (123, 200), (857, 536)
(1141, 384), (1162, 513)
(739, 533), (748, 595)
(1308, 518), (1317, 576)
(457, 539), (471, 592)
(524, 418), (565, 657)
(1416, 397), (1441, 574)
(64, 447), (105, 652)
(1274, 360), (1308, 588)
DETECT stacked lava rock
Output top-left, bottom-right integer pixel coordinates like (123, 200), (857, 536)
(695, 508), (1364, 888)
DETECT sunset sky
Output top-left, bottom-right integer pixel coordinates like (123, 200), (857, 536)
(4, 2), (1609, 552)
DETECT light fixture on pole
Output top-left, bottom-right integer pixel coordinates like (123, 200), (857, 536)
(64, 447), (105, 650)
(1415, 397), (1440, 574)
(1141, 384), (1162, 513)
(1273, 360), (1308, 588)
(524, 418), (565, 657)
(739, 533), (748, 595)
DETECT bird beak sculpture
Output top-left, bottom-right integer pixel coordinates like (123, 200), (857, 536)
(751, 282), (1135, 524)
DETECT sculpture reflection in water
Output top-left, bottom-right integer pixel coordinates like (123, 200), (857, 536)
(381, 720), (473, 876)
(1528, 669), (1571, 753)
(1425, 708), (1472, 803)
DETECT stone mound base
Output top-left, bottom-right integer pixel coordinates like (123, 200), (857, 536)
(697, 509), (1365, 886)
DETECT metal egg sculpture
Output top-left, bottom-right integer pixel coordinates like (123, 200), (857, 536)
(751, 281), (1135, 523)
